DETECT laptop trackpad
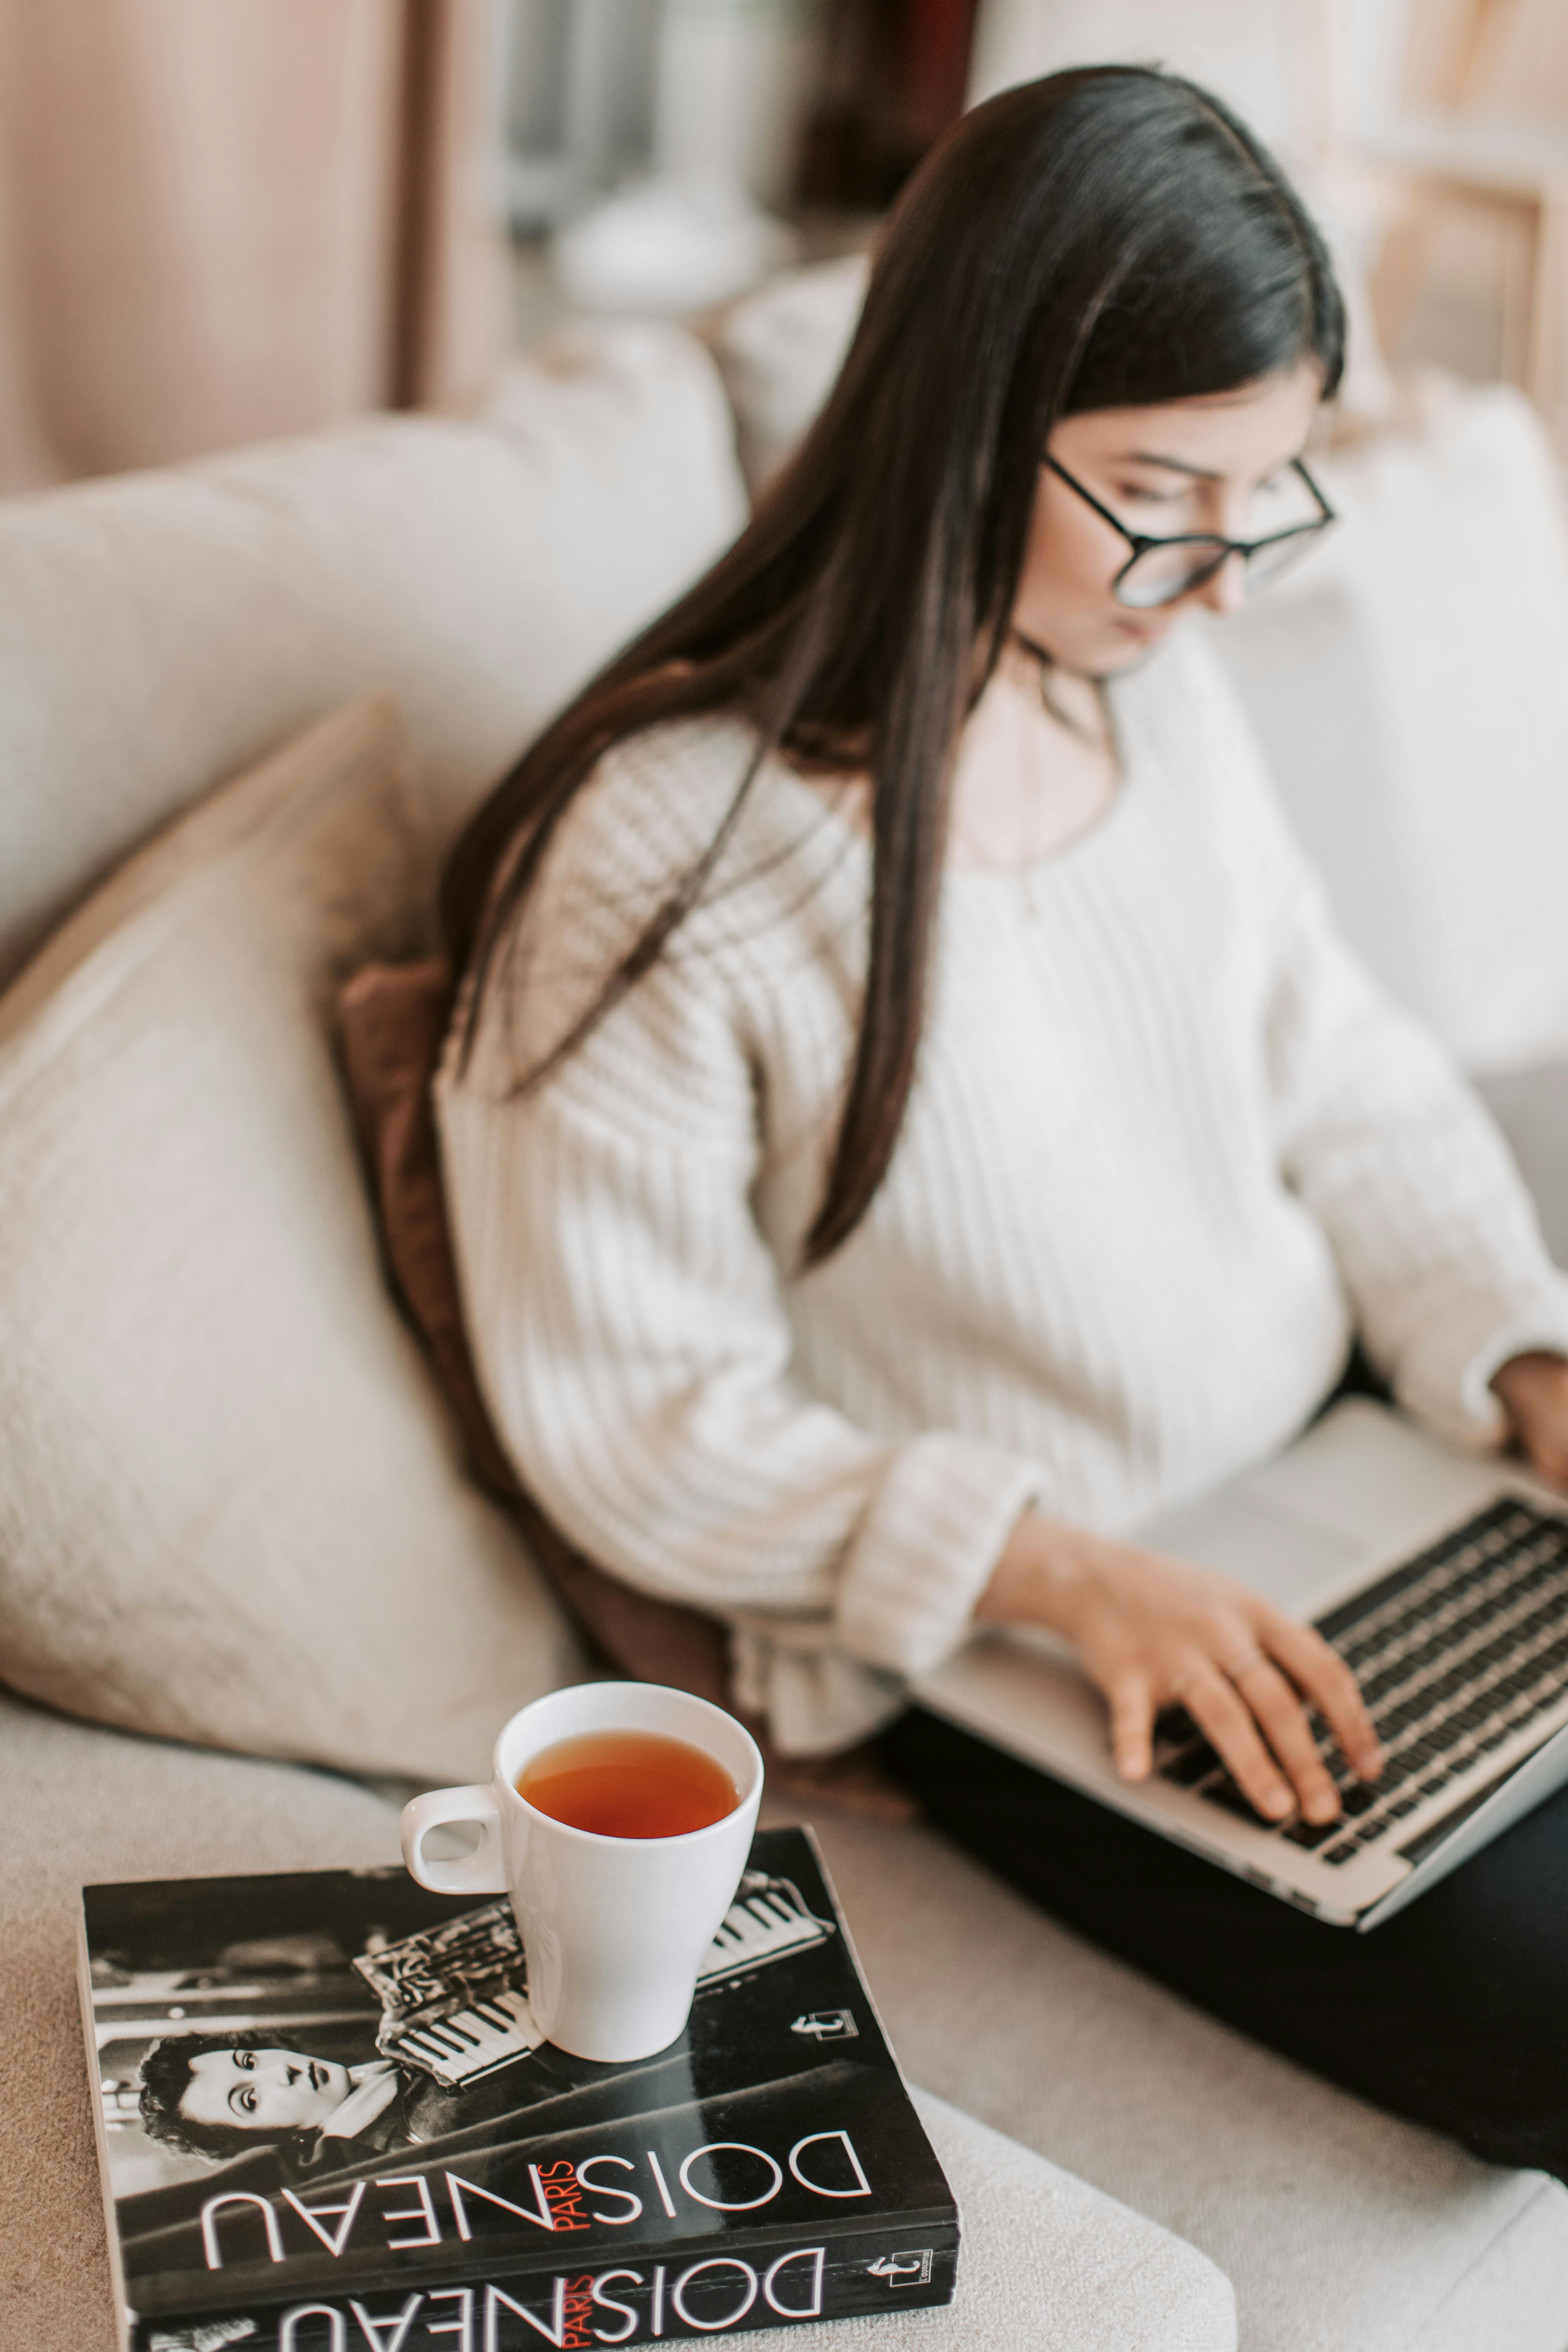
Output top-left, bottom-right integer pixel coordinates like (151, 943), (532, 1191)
(1135, 1487), (1362, 1616)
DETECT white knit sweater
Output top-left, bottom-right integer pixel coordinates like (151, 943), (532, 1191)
(436, 630), (1568, 1754)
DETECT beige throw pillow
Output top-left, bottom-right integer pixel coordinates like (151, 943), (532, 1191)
(0, 696), (583, 1782)
(705, 254), (869, 497)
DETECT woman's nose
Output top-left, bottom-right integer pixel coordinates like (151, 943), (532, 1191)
(1191, 551), (1247, 617)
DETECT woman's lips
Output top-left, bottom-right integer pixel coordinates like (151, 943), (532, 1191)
(1114, 615), (1170, 646)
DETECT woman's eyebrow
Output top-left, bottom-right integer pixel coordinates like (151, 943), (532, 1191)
(1120, 447), (1310, 482)
(1121, 451), (1223, 480)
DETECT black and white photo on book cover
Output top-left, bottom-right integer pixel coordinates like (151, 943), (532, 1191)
(80, 1827), (958, 2350)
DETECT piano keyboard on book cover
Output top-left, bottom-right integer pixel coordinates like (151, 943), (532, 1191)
(386, 1877), (833, 2086)
(697, 1875), (830, 1986)
(391, 1986), (544, 2086)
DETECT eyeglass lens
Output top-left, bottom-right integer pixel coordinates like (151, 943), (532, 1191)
(1114, 465), (1328, 610)
(1116, 527), (1324, 611)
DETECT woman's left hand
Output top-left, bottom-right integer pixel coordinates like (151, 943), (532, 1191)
(1492, 1351), (1568, 1488)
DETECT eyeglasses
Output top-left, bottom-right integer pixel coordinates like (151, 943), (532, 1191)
(1044, 454), (1336, 611)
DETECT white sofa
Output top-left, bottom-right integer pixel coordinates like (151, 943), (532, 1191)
(4, 299), (1568, 2352)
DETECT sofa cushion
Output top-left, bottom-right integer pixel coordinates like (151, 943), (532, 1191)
(704, 251), (868, 496)
(0, 1688), (1236, 2352)
(783, 1800), (1568, 2352)
(1304, 376), (1568, 1072)
(1149, 382), (1568, 1077)
(0, 321), (749, 988)
(0, 694), (584, 1784)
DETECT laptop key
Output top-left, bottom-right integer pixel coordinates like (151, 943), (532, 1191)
(1162, 1740), (1223, 1787)
(1199, 1775), (1276, 1824)
(1153, 1706), (1200, 1746)
(1284, 1816), (1342, 1849)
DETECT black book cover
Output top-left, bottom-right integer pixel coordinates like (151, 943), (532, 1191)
(78, 1828), (958, 2349)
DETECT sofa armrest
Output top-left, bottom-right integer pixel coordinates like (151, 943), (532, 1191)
(897, 2091), (1237, 2352)
(1475, 1062), (1568, 1272)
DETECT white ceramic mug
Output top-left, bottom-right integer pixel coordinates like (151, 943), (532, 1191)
(400, 1682), (763, 2063)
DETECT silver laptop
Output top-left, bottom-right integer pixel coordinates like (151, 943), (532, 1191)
(917, 1399), (1568, 1929)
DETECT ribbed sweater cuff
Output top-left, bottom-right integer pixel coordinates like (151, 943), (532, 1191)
(834, 1432), (1042, 1676)
(1396, 1279), (1568, 1451)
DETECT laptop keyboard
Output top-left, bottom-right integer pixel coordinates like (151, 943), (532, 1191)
(1155, 1498), (1568, 1867)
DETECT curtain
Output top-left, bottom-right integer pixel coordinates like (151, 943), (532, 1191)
(0, 0), (508, 495)
(1403, 0), (1568, 117)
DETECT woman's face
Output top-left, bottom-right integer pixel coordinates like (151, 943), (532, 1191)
(179, 2044), (351, 2137)
(1011, 362), (1324, 677)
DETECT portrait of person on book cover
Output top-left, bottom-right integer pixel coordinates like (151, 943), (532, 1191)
(136, 2028), (506, 2171)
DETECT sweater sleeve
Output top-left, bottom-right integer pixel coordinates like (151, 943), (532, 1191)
(1201, 678), (1568, 1448)
(435, 734), (1041, 1691)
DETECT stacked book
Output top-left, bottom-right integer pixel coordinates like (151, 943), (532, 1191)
(80, 1828), (958, 2350)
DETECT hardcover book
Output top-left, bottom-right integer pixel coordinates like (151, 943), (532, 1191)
(78, 1827), (959, 2350)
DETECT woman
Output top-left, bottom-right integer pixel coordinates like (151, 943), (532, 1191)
(139, 2032), (408, 2168)
(437, 68), (1568, 2175)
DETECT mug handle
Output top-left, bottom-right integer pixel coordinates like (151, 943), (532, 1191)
(400, 1784), (508, 1897)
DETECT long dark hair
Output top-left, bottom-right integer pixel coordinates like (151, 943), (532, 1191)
(139, 2029), (276, 2161)
(442, 65), (1344, 1263)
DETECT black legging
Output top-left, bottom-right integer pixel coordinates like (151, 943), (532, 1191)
(879, 1704), (1568, 2182)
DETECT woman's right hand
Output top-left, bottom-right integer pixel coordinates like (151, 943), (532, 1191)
(976, 1508), (1381, 1824)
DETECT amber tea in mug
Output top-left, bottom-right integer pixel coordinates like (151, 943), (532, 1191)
(402, 1685), (763, 2060)
(517, 1728), (740, 1839)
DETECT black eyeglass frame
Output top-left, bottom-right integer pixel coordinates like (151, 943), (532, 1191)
(1043, 454), (1336, 609)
